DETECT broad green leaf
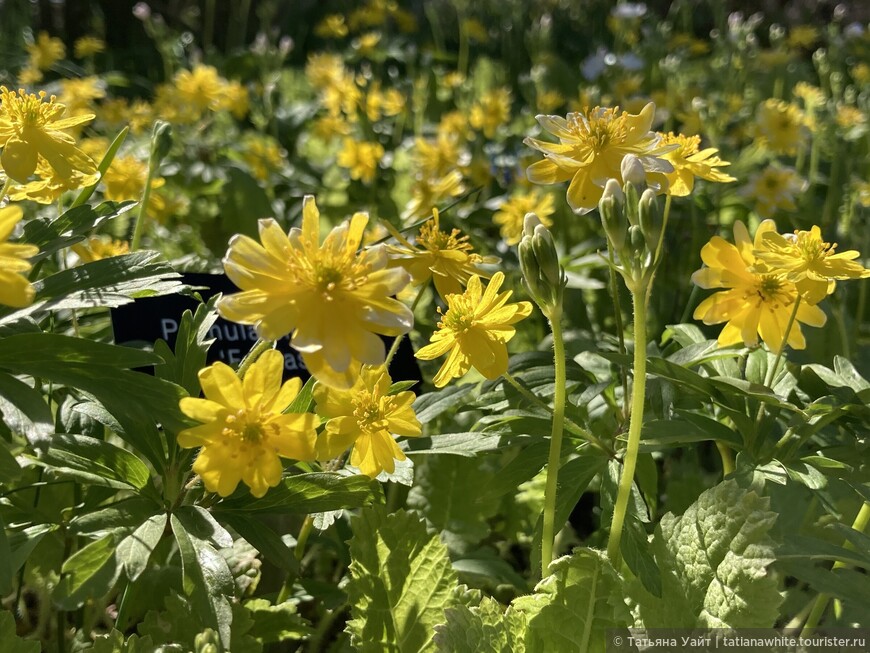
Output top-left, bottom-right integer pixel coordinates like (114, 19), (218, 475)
(778, 561), (870, 607)
(170, 514), (235, 649)
(404, 432), (504, 456)
(21, 200), (136, 259)
(7, 524), (56, 577)
(215, 513), (298, 574)
(777, 534), (870, 569)
(640, 413), (741, 449)
(413, 385), (475, 423)
(0, 442), (21, 480)
(116, 513), (167, 581)
(434, 596), (527, 653)
(174, 505), (233, 548)
(346, 506), (458, 652)
(406, 455), (502, 553)
(285, 376), (316, 415)
(154, 297), (218, 396)
(0, 372), (53, 449)
(244, 598), (312, 643)
(36, 434), (151, 490)
(630, 480), (782, 628)
(54, 532), (123, 610)
(214, 472), (380, 515)
(0, 333), (161, 369)
(0, 609), (40, 653)
(88, 630), (155, 653)
(68, 497), (160, 537)
(513, 548), (633, 652)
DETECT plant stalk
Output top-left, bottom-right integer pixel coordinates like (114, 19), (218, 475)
(606, 282), (649, 565)
(236, 338), (274, 378)
(540, 306), (567, 577)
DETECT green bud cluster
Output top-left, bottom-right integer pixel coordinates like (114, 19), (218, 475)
(150, 119), (173, 166)
(194, 628), (222, 653)
(598, 155), (663, 289)
(518, 213), (566, 317)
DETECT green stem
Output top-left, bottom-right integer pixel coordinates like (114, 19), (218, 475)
(652, 194), (673, 268)
(607, 243), (629, 421)
(502, 372), (611, 455)
(801, 501), (870, 635)
(295, 515), (314, 563)
(606, 282), (649, 566)
(540, 306), (567, 577)
(130, 151), (158, 251)
(236, 338), (273, 378)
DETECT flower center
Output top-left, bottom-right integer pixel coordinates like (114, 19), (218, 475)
(794, 232), (833, 263)
(418, 221), (472, 254)
(352, 392), (388, 432)
(569, 107), (628, 154)
(222, 409), (272, 445)
(440, 303), (475, 333)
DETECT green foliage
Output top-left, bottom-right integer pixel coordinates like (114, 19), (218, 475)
(630, 480), (782, 628)
(0, 610), (40, 653)
(434, 596), (527, 653)
(346, 507), (459, 652)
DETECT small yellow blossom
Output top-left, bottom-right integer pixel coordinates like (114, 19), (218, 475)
(413, 133), (462, 179)
(73, 36), (106, 58)
(102, 154), (164, 203)
(536, 90), (565, 114)
(692, 221), (826, 352)
(353, 32), (382, 57)
(8, 158), (96, 204)
(25, 32), (66, 71)
(0, 87), (98, 183)
(525, 102), (674, 214)
(315, 14), (349, 38)
(387, 208), (496, 299)
(72, 235), (130, 263)
(0, 204), (39, 308)
(239, 134), (286, 182)
(311, 114), (351, 141)
(470, 87), (512, 139)
(655, 132), (735, 197)
(754, 226), (870, 305)
(793, 82), (825, 109)
(336, 138), (384, 184)
(755, 99), (806, 155)
(493, 189), (556, 245)
(217, 196), (413, 389)
(416, 272), (532, 387)
(787, 25), (819, 49)
(305, 53), (347, 91)
(178, 350), (318, 497)
(852, 63), (870, 85)
(741, 164), (806, 218)
(58, 77), (106, 118)
(404, 171), (466, 222)
(313, 366), (421, 477)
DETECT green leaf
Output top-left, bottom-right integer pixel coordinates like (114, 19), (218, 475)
(285, 376), (317, 415)
(388, 380), (418, 394)
(215, 513), (298, 575)
(0, 517), (12, 596)
(36, 434), (151, 490)
(154, 298), (218, 396)
(6, 525), (56, 577)
(173, 505), (233, 548)
(54, 532), (123, 610)
(0, 372), (53, 449)
(21, 200), (136, 260)
(244, 598), (312, 643)
(434, 596), (527, 653)
(512, 548), (633, 652)
(214, 472), (380, 515)
(31, 251), (182, 311)
(413, 385), (475, 423)
(404, 432), (504, 456)
(88, 630), (155, 653)
(630, 480), (782, 628)
(406, 455), (502, 553)
(116, 513), (167, 582)
(0, 609), (40, 653)
(0, 333), (161, 369)
(346, 506), (459, 652)
(170, 513), (235, 648)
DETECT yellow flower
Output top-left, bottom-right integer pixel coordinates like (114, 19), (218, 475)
(8, 158), (95, 204)
(217, 196), (413, 389)
(469, 87), (512, 139)
(0, 204), (38, 308)
(73, 36), (105, 58)
(852, 63), (870, 85)
(655, 132), (735, 197)
(25, 32), (65, 71)
(692, 221), (826, 352)
(755, 99), (806, 155)
(353, 32), (382, 57)
(313, 366), (421, 477)
(72, 235), (130, 263)
(741, 164), (806, 218)
(536, 90), (565, 114)
(58, 77), (106, 120)
(404, 170), (465, 222)
(416, 272), (532, 387)
(787, 25), (819, 49)
(524, 102), (673, 214)
(387, 208), (496, 299)
(413, 132), (462, 179)
(0, 87), (98, 183)
(336, 138), (384, 184)
(102, 154), (165, 202)
(315, 14), (349, 38)
(305, 53), (346, 91)
(754, 226), (870, 305)
(311, 114), (351, 141)
(793, 82), (825, 109)
(493, 189), (556, 245)
(173, 65), (225, 115)
(178, 350), (318, 498)
(239, 134), (285, 182)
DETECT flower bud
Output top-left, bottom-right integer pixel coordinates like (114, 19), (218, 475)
(532, 224), (562, 288)
(624, 179), (640, 227)
(638, 188), (660, 247)
(523, 212), (542, 239)
(599, 181), (627, 253)
(620, 154), (646, 188)
(150, 119), (173, 166)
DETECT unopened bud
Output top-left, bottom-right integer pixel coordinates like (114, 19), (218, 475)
(638, 188), (660, 246)
(620, 154), (646, 188)
(599, 188), (626, 253)
(519, 236), (546, 306)
(601, 178), (625, 204)
(523, 212), (542, 238)
(532, 224), (562, 288)
(624, 180), (640, 227)
(150, 120), (173, 165)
